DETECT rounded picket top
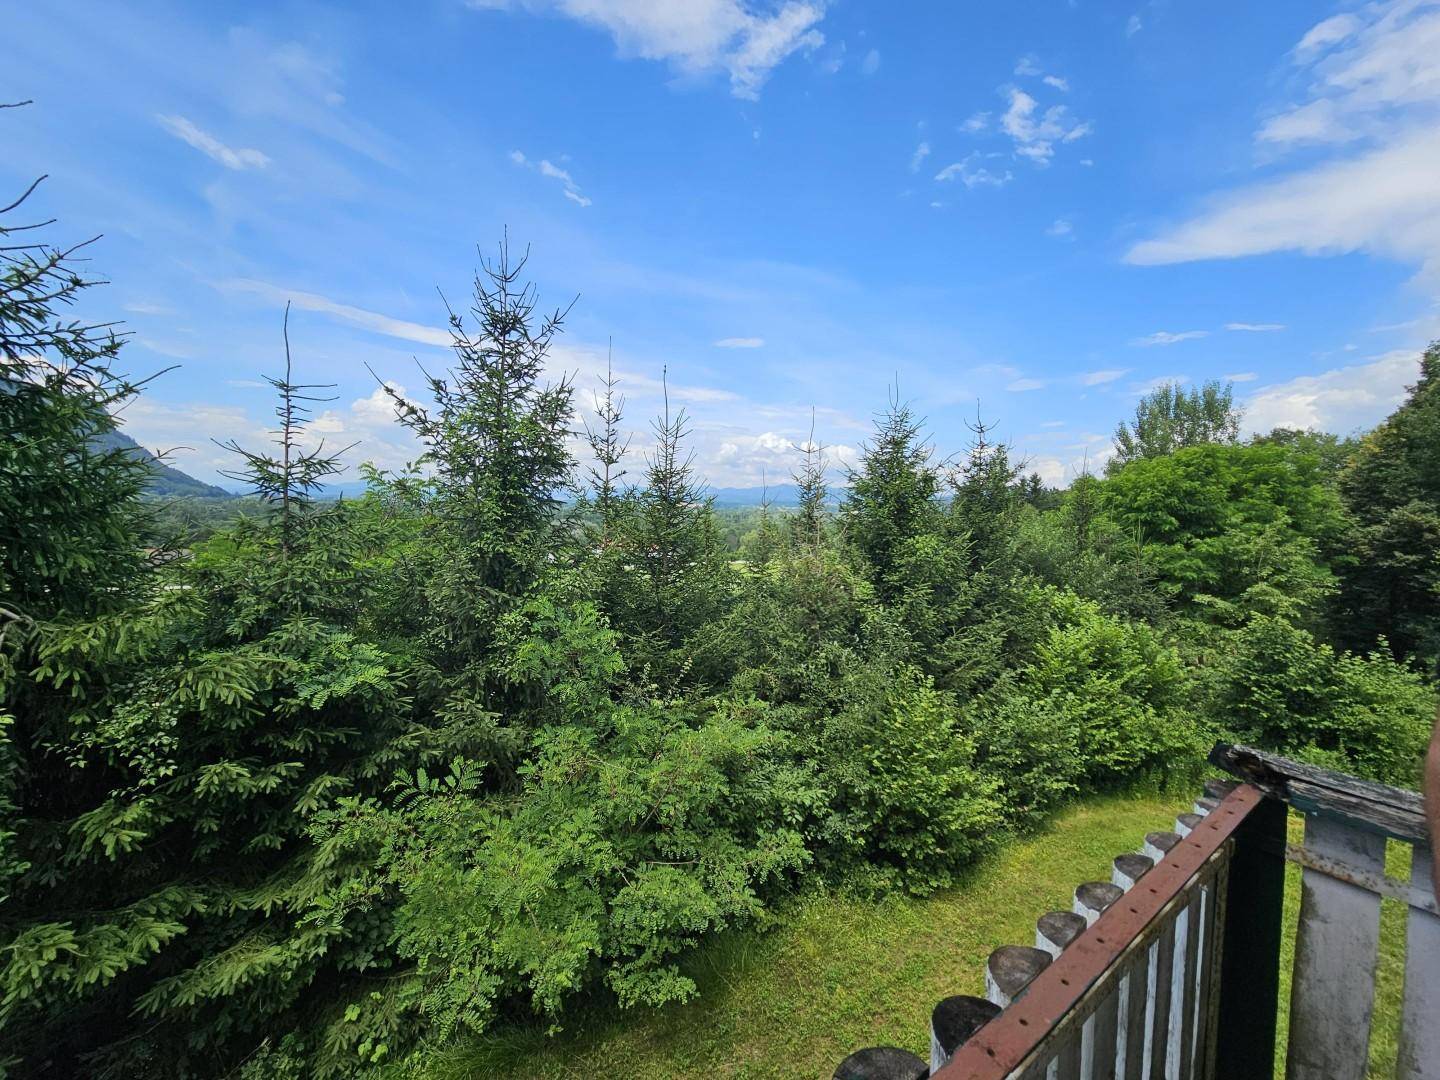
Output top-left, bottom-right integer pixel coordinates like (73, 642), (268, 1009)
(986, 944), (1052, 1007)
(1203, 778), (1238, 801)
(1112, 852), (1154, 890)
(1073, 880), (1124, 925)
(1193, 795), (1221, 816)
(834, 1046), (930, 1080)
(1035, 910), (1087, 957)
(1143, 830), (1181, 862)
(1174, 811), (1203, 837)
(930, 994), (1001, 1074)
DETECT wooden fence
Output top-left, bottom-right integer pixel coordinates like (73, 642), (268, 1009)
(833, 744), (1438, 1080)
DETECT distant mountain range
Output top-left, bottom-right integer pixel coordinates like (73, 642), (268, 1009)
(94, 430), (234, 498)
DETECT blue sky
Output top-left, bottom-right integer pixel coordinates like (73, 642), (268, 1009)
(8, 0), (1440, 488)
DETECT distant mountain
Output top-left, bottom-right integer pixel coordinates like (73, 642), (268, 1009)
(706, 484), (847, 507)
(93, 430), (234, 498)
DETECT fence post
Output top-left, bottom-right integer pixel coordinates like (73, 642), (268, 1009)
(1211, 792), (1287, 1077)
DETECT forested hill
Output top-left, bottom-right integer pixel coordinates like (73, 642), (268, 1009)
(92, 428), (232, 498)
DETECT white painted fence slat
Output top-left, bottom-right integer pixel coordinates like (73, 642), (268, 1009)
(1120, 947), (1150, 1080)
(1145, 916), (1176, 1080)
(1396, 843), (1440, 1080)
(1284, 815), (1385, 1080)
(1171, 891), (1201, 1080)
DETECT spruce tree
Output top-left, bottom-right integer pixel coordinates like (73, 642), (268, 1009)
(842, 390), (940, 592)
(791, 409), (829, 553)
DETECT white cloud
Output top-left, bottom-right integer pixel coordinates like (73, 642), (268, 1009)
(1129, 1), (1440, 280)
(1041, 419), (1066, 428)
(961, 111), (990, 133)
(469, 0), (826, 100)
(1043, 74), (1069, 92)
(909, 140), (931, 172)
(1126, 13), (1142, 37)
(1133, 329), (1209, 346)
(1046, 218), (1074, 239)
(218, 279), (451, 347)
(860, 48), (880, 76)
(999, 88), (1091, 165)
(156, 114), (269, 170)
(1224, 372), (1259, 382)
(714, 336), (764, 348)
(511, 150), (592, 206)
(1296, 13), (1361, 55)
(935, 152), (1012, 188)
(1080, 368), (1129, 385)
(1241, 349), (1421, 433)
(1006, 377), (1047, 391)
(1014, 54), (1042, 77)
(1225, 322), (1286, 332)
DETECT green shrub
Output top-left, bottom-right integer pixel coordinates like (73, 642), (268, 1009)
(1210, 614), (1434, 785)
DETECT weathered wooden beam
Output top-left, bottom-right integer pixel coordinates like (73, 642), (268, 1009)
(930, 995), (1000, 1074)
(1286, 815), (1385, 1080)
(834, 1046), (929, 1080)
(1397, 845), (1440, 1079)
(1209, 742), (1427, 843)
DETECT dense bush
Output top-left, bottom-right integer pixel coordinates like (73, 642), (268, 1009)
(1206, 614), (1432, 785)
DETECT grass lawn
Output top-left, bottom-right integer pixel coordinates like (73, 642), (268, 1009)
(421, 791), (1187, 1080)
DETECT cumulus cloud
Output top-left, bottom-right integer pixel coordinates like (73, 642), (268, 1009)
(999, 88), (1091, 165)
(1133, 330), (1209, 346)
(1046, 218), (1074, 239)
(468, 0), (826, 100)
(1129, 1), (1440, 280)
(156, 114), (269, 170)
(511, 150), (592, 206)
(1242, 349), (1421, 433)
(961, 111), (990, 133)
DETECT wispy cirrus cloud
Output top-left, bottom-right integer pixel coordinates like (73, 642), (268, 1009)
(935, 152), (1012, 188)
(1128, 1), (1440, 281)
(1133, 329), (1209, 346)
(1079, 368), (1129, 385)
(510, 150), (592, 206)
(1225, 322), (1286, 332)
(156, 114), (269, 170)
(217, 278), (450, 347)
(714, 336), (764, 348)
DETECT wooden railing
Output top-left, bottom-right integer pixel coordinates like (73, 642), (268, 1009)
(832, 745), (1438, 1080)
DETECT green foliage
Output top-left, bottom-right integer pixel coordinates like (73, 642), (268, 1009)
(6, 181), (1436, 1080)
(1100, 441), (1346, 626)
(1205, 614), (1433, 785)
(1109, 379), (1241, 472)
(1336, 343), (1440, 664)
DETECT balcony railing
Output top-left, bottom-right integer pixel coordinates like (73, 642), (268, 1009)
(833, 743), (1438, 1080)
